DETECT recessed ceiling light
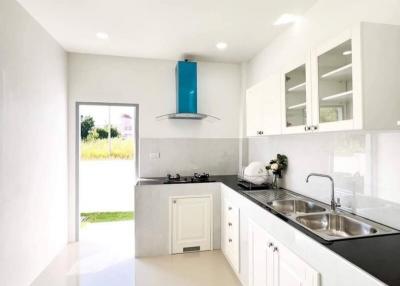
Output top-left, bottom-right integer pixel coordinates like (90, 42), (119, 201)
(343, 50), (352, 56)
(96, 32), (109, 40)
(216, 42), (228, 50)
(273, 14), (301, 26)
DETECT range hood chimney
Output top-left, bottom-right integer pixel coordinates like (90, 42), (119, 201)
(156, 60), (220, 121)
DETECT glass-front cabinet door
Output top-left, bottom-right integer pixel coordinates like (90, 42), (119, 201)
(282, 60), (312, 133)
(312, 31), (358, 131)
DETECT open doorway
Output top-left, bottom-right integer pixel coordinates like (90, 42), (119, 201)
(76, 103), (138, 248)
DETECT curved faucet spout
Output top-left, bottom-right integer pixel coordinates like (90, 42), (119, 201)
(305, 173), (339, 211)
(306, 173), (333, 183)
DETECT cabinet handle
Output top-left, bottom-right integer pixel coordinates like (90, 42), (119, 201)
(228, 222), (232, 227)
(260, 131), (264, 135)
(229, 238), (232, 243)
(268, 242), (274, 248)
(311, 125), (319, 131)
(273, 246), (279, 253)
(228, 206), (232, 211)
(304, 125), (311, 131)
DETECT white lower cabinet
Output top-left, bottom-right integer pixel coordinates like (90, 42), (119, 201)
(248, 220), (320, 286)
(171, 196), (212, 254)
(248, 220), (273, 286)
(221, 199), (240, 274)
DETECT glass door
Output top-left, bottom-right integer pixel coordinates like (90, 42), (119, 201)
(313, 35), (355, 131)
(282, 61), (311, 133)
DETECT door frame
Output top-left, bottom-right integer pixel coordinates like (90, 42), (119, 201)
(75, 102), (139, 241)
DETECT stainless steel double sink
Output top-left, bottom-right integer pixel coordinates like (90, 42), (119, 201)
(245, 190), (398, 241)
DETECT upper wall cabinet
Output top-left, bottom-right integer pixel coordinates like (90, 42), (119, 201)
(246, 22), (400, 137)
(311, 29), (359, 132)
(310, 22), (400, 132)
(282, 59), (312, 134)
(246, 73), (281, 136)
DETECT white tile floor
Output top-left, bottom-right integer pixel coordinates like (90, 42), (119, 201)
(32, 221), (241, 286)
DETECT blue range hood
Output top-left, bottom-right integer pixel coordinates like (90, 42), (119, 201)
(157, 60), (220, 120)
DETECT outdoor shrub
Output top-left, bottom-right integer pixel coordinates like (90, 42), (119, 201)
(110, 127), (119, 138)
(95, 126), (120, 139)
(96, 127), (109, 139)
(80, 116), (95, 140)
(87, 129), (99, 141)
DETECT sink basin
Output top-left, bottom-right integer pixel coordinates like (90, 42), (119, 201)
(247, 190), (397, 241)
(296, 213), (378, 238)
(268, 199), (326, 215)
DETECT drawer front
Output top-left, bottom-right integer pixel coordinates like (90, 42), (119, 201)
(223, 200), (240, 273)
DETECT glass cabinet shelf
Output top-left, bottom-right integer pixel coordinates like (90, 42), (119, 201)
(317, 39), (353, 124)
(284, 64), (308, 128)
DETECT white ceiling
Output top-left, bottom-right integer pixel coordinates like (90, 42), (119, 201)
(17, 0), (317, 63)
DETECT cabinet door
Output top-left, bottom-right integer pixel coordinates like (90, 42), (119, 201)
(171, 196), (211, 254)
(222, 200), (240, 273)
(273, 241), (319, 286)
(248, 221), (274, 286)
(246, 85), (265, 136)
(311, 29), (360, 132)
(282, 59), (313, 134)
(246, 74), (282, 136)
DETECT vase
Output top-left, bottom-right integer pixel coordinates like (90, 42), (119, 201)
(272, 174), (279, 189)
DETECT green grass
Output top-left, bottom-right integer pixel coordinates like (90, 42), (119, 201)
(81, 138), (134, 160)
(81, 211), (134, 223)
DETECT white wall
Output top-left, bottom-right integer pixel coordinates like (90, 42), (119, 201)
(68, 53), (241, 139)
(0, 0), (68, 285)
(68, 53), (242, 240)
(244, 0), (400, 229)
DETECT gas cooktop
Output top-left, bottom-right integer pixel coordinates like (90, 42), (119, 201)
(163, 173), (216, 184)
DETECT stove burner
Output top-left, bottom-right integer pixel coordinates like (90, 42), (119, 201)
(164, 173), (215, 184)
(167, 173), (181, 181)
(193, 172), (210, 181)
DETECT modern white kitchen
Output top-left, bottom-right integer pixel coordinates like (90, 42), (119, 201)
(2, 0), (400, 285)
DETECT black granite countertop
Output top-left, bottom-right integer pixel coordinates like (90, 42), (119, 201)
(136, 175), (400, 285)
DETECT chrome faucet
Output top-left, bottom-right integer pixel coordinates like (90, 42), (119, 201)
(306, 173), (341, 211)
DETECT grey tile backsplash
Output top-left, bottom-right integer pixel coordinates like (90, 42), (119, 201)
(248, 130), (400, 229)
(140, 138), (240, 177)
